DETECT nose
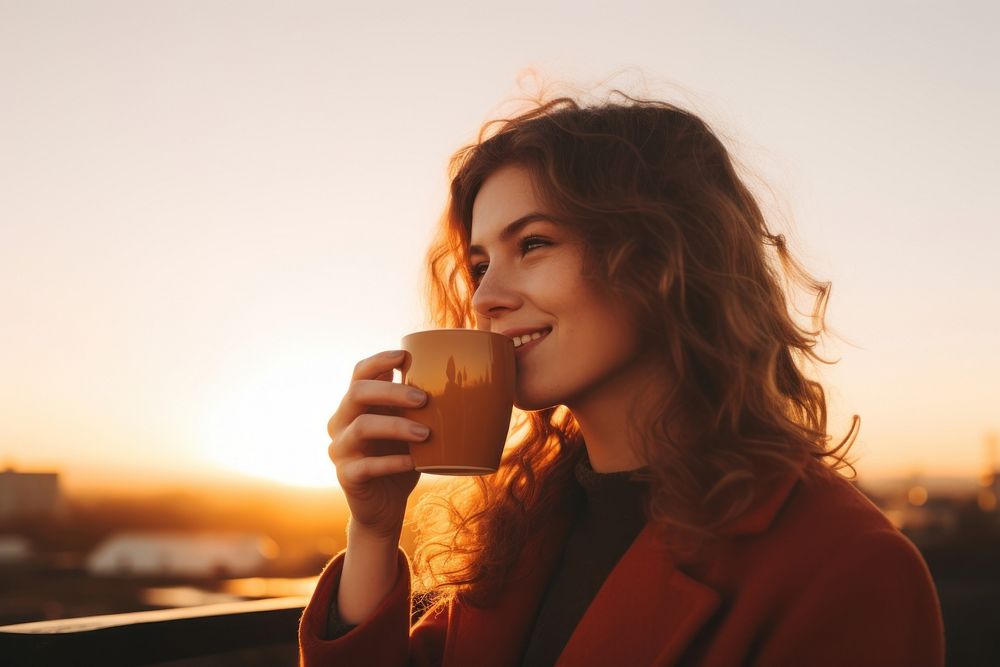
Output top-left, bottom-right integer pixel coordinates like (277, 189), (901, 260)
(471, 263), (522, 323)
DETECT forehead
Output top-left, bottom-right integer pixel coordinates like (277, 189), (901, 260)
(469, 164), (543, 245)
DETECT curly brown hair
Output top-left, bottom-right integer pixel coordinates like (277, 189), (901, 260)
(411, 92), (859, 608)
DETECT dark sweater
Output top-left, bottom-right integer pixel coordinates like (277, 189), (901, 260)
(518, 459), (649, 666)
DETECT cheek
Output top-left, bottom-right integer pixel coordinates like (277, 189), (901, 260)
(576, 288), (633, 336)
(575, 298), (641, 363)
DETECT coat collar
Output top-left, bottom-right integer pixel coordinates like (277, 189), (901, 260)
(720, 460), (805, 537)
(556, 463), (803, 666)
(445, 463), (804, 667)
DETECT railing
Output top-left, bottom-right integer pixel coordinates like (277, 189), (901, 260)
(0, 596), (308, 666)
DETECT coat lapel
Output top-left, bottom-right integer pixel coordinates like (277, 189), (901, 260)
(557, 463), (803, 667)
(444, 509), (575, 667)
(555, 525), (721, 666)
(444, 463), (803, 667)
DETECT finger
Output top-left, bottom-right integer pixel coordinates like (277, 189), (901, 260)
(327, 351), (413, 435)
(337, 454), (416, 484)
(329, 413), (430, 461)
(328, 378), (427, 439)
(351, 379), (427, 410)
(351, 350), (409, 383)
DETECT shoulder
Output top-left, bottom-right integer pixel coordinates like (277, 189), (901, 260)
(665, 460), (946, 666)
(686, 457), (937, 596)
(738, 463), (946, 666)
(778, 460), (907, 548)
(736, 459), (936, 594)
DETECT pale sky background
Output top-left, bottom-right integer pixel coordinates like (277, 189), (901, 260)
(1, 0), (997, 492)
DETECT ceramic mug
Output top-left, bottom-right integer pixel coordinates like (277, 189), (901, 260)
(400, 329), (516, 475)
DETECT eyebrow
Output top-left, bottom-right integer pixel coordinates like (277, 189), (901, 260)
(467, 213), (552, 257)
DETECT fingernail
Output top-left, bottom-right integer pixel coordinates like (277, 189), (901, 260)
(410, 423), (430, 438)
(407, 389), (426, 404)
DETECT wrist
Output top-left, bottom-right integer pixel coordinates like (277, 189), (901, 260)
(347, 518), (402, 547)
(339, 522), (403, 625)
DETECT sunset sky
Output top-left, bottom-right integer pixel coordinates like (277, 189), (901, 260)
(2, 1), (997, 492)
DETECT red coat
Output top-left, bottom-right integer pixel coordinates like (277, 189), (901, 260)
(299, 460), (945, 666)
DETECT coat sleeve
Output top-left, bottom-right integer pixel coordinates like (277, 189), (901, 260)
(298, 548), (450, 667)
(752, 528), (945, 667)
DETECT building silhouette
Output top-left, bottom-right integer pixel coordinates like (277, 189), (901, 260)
(0, 468), (62, 520)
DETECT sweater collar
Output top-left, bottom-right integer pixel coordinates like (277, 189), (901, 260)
(572, 452), (804, 537)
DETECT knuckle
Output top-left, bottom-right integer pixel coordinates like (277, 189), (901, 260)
(345, 380), (370, 406)
(328, 424), (349, 457)
(337, 420), (357, 450)
(345, 380), (361, 403)
(336, 459), (358, 484)
(349, 458), (374, 483)
(355, 457), (373, 478)
(353, 413), (374, 439)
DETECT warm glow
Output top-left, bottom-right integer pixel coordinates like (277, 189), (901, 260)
(883, 509), (904, 530)
(1, 3), (995, 492)
(978, 490), (997, 512)
(223, 577), (319, 598)
(197, 357), (343, 489)
(908, 486), (928, 506)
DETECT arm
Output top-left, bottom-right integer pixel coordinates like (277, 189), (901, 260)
(298, 548), (451, 667)
(299, 548), (412, 666)
(338, 522), (404, 624)
(303, 349), (444, 664)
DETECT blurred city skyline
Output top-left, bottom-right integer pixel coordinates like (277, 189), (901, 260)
(2, 1), (998, 491)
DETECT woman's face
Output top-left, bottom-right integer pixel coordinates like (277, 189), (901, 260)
(469, 164), (648, 411)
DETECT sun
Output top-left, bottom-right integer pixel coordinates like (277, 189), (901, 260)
(197, 359), (345, 489)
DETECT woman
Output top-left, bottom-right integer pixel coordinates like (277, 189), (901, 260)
(300, 94), (945, 666)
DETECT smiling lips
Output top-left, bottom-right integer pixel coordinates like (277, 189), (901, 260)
(510, 327), (551, 349)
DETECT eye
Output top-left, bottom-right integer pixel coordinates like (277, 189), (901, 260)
(470, 262), (488, 281)
(519, 235), (550, 253)
(469, 236), (551, 283)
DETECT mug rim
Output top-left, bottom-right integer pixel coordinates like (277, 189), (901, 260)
(402, 328), (511, 342)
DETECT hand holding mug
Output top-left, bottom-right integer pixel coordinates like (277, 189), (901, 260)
(326, 349), (430, 541)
